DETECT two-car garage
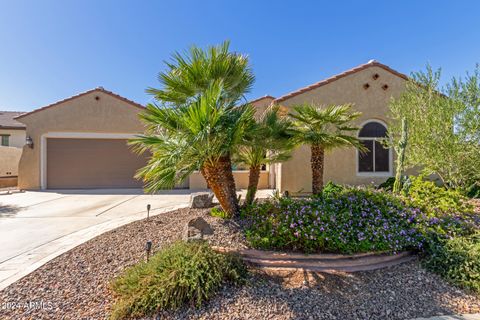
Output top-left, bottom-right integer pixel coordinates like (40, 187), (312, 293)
(16, 88), (155, 190)
(46, 138), (146, 189)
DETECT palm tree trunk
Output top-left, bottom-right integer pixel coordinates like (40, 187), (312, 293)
(201, 154), (239, 217)
(311, 143), (325, 194)
(245, 165), (261, 206)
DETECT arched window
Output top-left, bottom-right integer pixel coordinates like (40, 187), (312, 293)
(357, 121), (390, 174)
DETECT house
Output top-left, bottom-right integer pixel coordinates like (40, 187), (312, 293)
(0, 111), (26, 187)
(0, 111), (26, 148)
(15, 60), (408, 191)
(271, 60), (408, 194)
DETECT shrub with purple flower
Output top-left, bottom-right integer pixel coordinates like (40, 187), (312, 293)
(244, 187), (426, 253)
(243, 185), (476, 254)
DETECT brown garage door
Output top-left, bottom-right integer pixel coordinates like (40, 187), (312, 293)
(47, 138), (147, 189)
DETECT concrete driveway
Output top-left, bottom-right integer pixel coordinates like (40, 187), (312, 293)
(0, 189), (191, 289)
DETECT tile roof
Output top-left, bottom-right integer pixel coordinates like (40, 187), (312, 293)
(0, 111), (26, 129)
(274, 60), (408, 103)
(248, 95), (275, 104)
(15, 87), (145, 120)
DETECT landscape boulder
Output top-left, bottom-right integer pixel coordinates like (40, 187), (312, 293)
(184, 217), (214, 241)
(189, 192), (214, 208)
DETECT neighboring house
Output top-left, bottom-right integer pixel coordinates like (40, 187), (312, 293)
(0, 111), (26, 187)
(0, 111), (26, 148)
(16, 60), (408, 191)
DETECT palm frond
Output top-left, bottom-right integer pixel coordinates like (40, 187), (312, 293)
(289, 103), (362, 149)
(147, 41), (254, 106)
(232, 104), (295, 168)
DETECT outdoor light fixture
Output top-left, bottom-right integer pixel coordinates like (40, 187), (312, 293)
(26, 136), (34, 149)
(145, 240), (152, 261)
(146, 204), (151, 220)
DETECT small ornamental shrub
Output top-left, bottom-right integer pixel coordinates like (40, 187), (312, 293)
(210, 207), (229, 219)
(377, 177), (396, 192)
(321, 181), (344, 198)
(377, 176), (411, 193)
(465, 181), (480, 199)
(243, 187), (426, 254)
(403, 176), (473, 217)
(422, 231), (480, 293)
(110, 241), (246, 320)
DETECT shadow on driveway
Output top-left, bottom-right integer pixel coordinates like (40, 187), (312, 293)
(0, 204), (23, 218)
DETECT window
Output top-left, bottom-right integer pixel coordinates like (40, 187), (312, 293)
(357, 121), (390, 175)
(1, 135), (9, 146)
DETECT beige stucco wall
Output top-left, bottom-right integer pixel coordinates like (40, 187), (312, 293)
(0, 128), (26, 148)
(189, 171), (270, 190)
(277, 66), (406, 194)
(16, 90), (146, 190)
(251, 97), (274, 119)
(0, 146), (22, 177)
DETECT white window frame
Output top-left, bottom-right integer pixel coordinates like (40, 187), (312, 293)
(356, 119), (393, 177)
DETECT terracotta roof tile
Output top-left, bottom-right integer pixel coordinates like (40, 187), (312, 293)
(248, 95), (275, 104)
(15, 87), (145, 120)
(274, 60), (408, 103)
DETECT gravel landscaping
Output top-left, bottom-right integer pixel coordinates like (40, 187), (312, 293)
(0, 207), (479, 320)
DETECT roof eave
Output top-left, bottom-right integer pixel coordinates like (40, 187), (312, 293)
(0, 126), (26, 130)
(274, 61), (408, 103)
(14, 87), (145, 120)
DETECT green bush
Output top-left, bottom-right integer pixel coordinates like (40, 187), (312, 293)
(377, 176), (411, 192)
(422, 231), (480, 293)
(465, 181), (480, 199)
(403, 176), (473, 217)
(321, 181), (344, 197)
(110, 241), (246, 319)
(377, 177), (396, 192)
(210, 207), (229, 219)
(243, 187), (425, 254)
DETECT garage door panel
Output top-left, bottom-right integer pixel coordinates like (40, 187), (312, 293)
(47, 138), (146, 189)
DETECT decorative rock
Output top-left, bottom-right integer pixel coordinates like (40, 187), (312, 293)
(189, 192), (214, 208)
(184, 217), (214, 241)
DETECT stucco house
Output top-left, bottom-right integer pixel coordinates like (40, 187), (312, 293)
(0, 111), (26, 148)
(0, 111), (26, 187)
(271, 60), (407, 194)
(15, 60), (407, 192)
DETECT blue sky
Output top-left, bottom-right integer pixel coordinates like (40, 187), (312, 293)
(0, 0), (479, 111)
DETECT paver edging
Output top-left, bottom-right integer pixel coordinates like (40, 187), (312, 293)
(213, 246), (416, 272)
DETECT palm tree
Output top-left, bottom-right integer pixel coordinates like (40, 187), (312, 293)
(290, 104), (363, 194)
(132, 42), (255, 217)
(234, 105), (294, 205)
(146, 41), (254, 106)
(132, 83), (255, 216)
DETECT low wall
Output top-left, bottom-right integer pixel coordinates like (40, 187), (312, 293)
(0, 177), (18, 188)
(0, 146), (22, 178)
(189, 171), (270, 190)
